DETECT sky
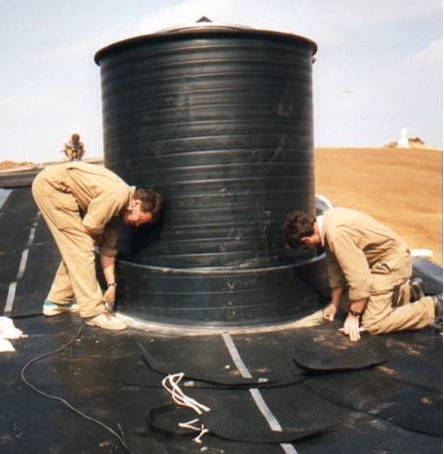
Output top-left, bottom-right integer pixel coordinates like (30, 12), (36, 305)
(0, 0), (442, 163)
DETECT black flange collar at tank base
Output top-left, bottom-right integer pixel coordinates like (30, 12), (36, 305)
(94, 17), (317, 65)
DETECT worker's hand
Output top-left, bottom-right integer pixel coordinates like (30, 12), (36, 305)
(341, 313), (361, 342)
(103, 286), (116, 313)
(322, 303), (338, 322)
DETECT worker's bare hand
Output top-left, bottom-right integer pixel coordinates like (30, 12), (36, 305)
(341, 313), (361, 342)
(322, 303), (337, 322)
(103, 286), (116, 306)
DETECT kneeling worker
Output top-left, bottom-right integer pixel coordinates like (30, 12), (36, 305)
(32, 162), (163, 331)
(284, 207), (442, 341)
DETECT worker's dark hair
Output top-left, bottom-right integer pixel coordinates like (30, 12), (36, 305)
(283, 211), (315, 249)
(134, 188), (163, 222)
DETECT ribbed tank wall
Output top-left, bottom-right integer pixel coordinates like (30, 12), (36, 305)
(95, 28), (322, 326)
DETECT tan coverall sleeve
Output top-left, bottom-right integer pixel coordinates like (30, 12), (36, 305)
(327, 230), (372, 301)
(325, 248), (346, 289)
(82, 190), (128, 235)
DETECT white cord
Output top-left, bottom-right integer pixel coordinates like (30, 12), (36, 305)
(178, 419), (210, 444)
(21, 325), (130, 452)
(161, 373), (210, 443)
(161, 373), (210, 414)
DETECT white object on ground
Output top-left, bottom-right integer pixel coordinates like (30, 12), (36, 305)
(0, 316), (27, 353)
(397, 127), (410, 148)
(0, 316), (26, 338)
(0, 338), (15, 352)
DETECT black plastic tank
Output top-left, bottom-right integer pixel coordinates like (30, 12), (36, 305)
(95, 19), (323, 326)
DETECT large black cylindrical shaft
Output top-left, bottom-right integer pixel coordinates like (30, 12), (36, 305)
(95, 24), (322, 326)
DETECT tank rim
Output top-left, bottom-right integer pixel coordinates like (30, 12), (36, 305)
(94, 25), (317, 65)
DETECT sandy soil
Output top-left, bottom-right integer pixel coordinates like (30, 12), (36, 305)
(314, 147), (442, 265)
(0, 160), (33, 171)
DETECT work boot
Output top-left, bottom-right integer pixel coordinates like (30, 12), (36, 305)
(409, 277), (426, 302)
(43, 299), (79, 317)
(85, 313), (127, 331)
(432, 294), (443, 333)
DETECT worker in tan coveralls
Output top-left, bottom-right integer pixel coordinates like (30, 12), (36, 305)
(62, 133), (86, 161)
(284, 208), (442, 341)
(32, 162), (163, 331)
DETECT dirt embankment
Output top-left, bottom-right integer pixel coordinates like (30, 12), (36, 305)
(0, 160), (32, 171)
(314, 147), (442, 265)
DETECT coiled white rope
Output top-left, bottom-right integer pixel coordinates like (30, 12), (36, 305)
(161, 372), (210, 443)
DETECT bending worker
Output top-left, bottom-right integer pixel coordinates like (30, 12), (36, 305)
(32, 162), (163, 331)
(284, 207), (442, 341)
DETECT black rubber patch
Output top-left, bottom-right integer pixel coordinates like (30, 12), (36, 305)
(292, 324), (388, 372)
(149, 404), (330, 443)
(138, 339), (277, 387)
(195, 384), (345, 443)
(377, 329), (443, 392)
(293, 411), (442, 454)
(305, 368), (442, 436)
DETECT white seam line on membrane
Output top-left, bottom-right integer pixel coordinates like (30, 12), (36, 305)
(4, 282), (17, 315)
(221, 333), (298, 454)
(17, 248), (30, 280)
(4, 214), (39, 315)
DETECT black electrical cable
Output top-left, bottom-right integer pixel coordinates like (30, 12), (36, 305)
(20, 324), (132, 453)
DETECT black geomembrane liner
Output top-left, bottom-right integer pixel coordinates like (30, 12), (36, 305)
(0, 184), (442, 453)
(305, 368), (442, 436)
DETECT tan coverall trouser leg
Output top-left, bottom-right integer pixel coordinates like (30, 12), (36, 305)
(361, 252), (435, 334)
(32, 171), (103, 319)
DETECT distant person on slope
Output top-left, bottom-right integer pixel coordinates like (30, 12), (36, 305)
(62, 133), (85, 161)
(284, 207), (442, 341)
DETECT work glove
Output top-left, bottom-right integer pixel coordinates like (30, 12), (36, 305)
(341, 313), (361, 342)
